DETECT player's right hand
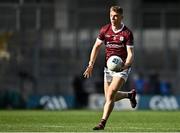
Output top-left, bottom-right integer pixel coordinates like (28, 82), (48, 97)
(83, 65), (93, 78)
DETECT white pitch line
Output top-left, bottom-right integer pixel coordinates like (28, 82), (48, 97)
(106, 126), (154, 130)
(42, 125), (77, 128)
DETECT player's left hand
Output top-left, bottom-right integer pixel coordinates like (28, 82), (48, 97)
(120, 63), (131, 71)
(83, 65), (93, 78)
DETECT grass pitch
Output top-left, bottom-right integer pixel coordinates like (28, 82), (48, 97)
(0, 110), (180, 132)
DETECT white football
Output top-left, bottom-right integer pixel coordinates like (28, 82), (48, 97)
(107, 55), (123, 71)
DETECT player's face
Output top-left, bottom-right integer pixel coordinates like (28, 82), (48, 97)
(110, 10), (123, 26)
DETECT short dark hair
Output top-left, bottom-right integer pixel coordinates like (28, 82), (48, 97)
(110, 6), (123, 15)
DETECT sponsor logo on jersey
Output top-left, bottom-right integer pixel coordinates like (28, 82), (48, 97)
(106, 42), (124, 48)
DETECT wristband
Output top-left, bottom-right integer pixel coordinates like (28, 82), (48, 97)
(88, 61), (94, 66)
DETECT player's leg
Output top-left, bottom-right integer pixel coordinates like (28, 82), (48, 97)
(104, 81), (110, 100)
(104, 68), (136, 108)
(102, 77), (125, 120)
(115, 89), (137, 108)
(93, 76), (124, 130)
(104, 68), (124, 102)
(104, 82), (131, 101)
(104, 82), (129, 102)
(103, 67), (111, 100)
(113, 68), (137, 108)
(92, 81), (110, 130)
(114, 91), (128, 100)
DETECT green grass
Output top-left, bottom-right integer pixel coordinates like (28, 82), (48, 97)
(0, 110), (180, 132)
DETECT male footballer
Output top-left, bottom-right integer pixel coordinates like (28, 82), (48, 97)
(83, 6), (137, 130)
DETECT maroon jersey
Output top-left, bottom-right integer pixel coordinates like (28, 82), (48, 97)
(98, 23), (134, 63)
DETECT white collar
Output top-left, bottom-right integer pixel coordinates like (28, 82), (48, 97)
(112, 23), (124, 33)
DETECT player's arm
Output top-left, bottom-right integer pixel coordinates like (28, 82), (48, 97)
(83, 38), (103, 78)
(122, 46), (134, 70)
(88, 38), (102, 67)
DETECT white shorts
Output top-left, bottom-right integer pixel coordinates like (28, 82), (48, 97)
(104, 67), (131, 83)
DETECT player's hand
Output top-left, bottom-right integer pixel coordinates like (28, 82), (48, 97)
(117, 62), (125, 72)
(120, 63), (131, 71)
(83, 65), (93, 78)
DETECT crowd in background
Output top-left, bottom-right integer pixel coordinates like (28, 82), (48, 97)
(131, 71), (172, 95)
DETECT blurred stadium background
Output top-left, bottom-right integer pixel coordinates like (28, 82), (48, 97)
(0, 0), (180, 110)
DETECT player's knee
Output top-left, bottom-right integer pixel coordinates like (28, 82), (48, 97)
(107, 89), (116, 101)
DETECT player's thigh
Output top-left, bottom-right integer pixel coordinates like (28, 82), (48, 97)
(108, 76), (125, 95)
(104, 81), (110, 99)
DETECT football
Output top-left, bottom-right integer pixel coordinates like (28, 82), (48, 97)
(107, 55), (123, 71)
